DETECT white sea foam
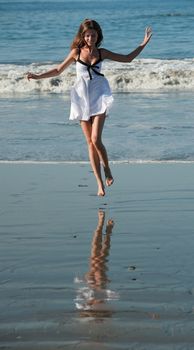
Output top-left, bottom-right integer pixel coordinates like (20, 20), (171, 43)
(1, 59), (194, 94)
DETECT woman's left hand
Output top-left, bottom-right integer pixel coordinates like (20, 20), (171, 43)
(142, 27), (152, 46)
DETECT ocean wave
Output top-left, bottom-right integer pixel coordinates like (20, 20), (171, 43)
(140, 12), (194, 18)
(1, 59), (194, 94)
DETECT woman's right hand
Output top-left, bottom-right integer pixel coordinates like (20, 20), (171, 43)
(26, 72), (39, 80)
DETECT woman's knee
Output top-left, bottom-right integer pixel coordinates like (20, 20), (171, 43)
(87, 139), (96, 152)
(91, 135), (101, 148)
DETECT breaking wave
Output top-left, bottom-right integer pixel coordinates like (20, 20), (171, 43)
(1, 58), (194, 94)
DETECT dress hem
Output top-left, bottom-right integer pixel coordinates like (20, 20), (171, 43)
(69, 110), (109, 122)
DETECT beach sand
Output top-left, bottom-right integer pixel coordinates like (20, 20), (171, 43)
(1, 162), (194, 349)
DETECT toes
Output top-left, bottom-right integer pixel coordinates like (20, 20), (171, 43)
(98, 192), (105, 197)
(105, 177), (114, 187)
(97, 186), (105, 196)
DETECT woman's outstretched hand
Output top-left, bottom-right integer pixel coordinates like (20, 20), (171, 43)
(27, 72), (39, 80)
(142, 27), (152, 46)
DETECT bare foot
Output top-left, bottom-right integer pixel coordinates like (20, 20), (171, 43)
(98, 210), (105, 219)
(97, 182), (105, 196)
(106, 177), (114, 187)
(107, 219), (114, 228)
(106, 219), (114, 233)
(104, 167), (114, 187)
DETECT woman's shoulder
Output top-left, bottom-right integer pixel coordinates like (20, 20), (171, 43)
(98, 48), (109, 60)
(70, 47), (80, 61)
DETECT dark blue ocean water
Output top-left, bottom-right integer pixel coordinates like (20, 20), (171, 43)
(1, 0), (194, 64)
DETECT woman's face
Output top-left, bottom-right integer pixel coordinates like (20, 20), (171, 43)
(84, 29), (98, 47)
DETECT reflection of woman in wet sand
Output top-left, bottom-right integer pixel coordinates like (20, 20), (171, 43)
(85, 210), (113, 290)
(75, 210), (118, 319)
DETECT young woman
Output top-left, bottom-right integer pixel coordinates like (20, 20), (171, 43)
(27, 19), (152, 196)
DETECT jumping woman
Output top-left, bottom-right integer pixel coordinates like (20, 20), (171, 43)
(27, 19), (152, 196)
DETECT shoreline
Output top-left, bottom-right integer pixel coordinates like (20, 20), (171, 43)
(1, 159), (194, 164)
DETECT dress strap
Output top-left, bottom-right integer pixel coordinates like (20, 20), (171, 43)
(77, 47), (81, 60)
(98, 48), (102, 61)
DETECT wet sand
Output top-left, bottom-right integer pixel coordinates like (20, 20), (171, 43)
(1, 162), (194, 349)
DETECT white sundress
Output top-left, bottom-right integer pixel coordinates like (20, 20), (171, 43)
(69, 49), (113, 121)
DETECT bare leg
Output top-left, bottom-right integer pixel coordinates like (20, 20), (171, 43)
(91, 115), (114, 187)
(80, 120), (105, 196)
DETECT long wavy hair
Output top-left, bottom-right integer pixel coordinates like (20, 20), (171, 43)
(71, 19), (103, 50)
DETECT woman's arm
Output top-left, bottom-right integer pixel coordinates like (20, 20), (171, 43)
(27, 48), (78, 80)
(101, 27), (152, 63)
